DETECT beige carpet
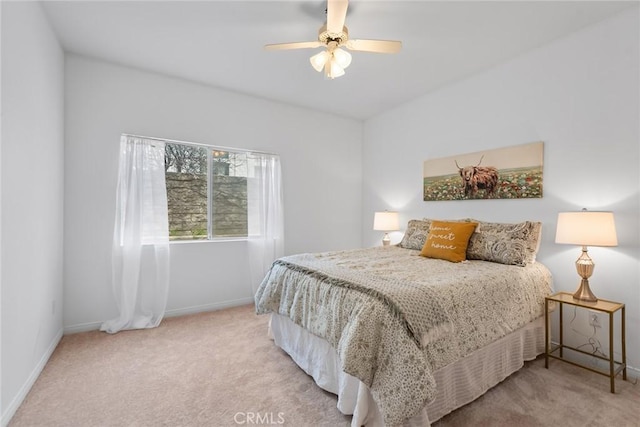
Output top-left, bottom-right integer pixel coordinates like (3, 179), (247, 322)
(9, 304), (639, 427)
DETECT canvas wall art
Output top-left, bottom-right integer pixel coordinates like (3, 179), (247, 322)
(423, 141), (543, 201)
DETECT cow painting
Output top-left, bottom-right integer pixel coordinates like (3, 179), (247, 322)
(455, 155), (499, 199)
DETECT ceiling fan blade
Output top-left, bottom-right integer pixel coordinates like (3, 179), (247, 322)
(346, 39), (402, 54)
(326, 0), (349, 34)
(264, 41), (323, 51)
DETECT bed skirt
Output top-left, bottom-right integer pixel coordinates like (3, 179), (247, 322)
(269, 314), (545, 426)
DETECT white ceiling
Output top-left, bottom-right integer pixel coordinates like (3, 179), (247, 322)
(41, 1), (637, 120)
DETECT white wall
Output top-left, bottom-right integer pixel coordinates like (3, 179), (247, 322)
(0, 0), (3, 416)
(1, 1), (65, 424)
(363, 8), (640, 370)
(63, 55), (362, 331)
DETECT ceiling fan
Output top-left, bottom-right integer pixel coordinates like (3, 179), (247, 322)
(265, 0), (402, 79)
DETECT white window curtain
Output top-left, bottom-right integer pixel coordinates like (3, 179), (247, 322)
(247, 153), (284, 295)
(101, 136), (170, 334)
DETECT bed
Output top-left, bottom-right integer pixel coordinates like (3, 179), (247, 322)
(255, 218), (552, 426)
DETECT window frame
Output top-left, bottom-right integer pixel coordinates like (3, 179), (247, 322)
(123, 134), (276, 243)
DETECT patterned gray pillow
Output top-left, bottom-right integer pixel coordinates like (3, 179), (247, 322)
(466, 221), (542, 266)
(398, 219), (432, 250)
(398, 218), (475, 250)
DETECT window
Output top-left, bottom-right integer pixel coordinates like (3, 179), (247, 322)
(164, 142), (248, 240)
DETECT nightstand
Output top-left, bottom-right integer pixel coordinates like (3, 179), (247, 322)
(545, 291), (626, 392)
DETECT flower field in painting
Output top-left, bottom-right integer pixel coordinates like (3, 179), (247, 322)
(423, 167), (543, 201)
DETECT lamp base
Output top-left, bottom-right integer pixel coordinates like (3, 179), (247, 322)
(573, 278), (598, 302)
(382, 233), (391, 246)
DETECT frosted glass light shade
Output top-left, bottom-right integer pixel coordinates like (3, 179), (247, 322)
(555, 211), (618, 247)
(373, 211), (400, 231)
(333, 48), (352, 69)
(310, 50), (330, 72)
(327, 60), (345, 78)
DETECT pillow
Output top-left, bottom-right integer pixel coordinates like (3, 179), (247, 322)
(420, 220), (478, 262)
(466, 220), (542, 266)
(424, 217), (475, 223)
(398, 218), (473, 250)
(398, 219), (432, 250)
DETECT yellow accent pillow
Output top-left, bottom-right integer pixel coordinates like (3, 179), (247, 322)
(420, 220), (478, 262)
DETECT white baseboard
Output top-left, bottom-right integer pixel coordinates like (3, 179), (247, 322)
(64, 320), (103, 334)
(164, 297), (255, 318)
(625, 365), (640, 379)
(1, 328), (63, 427)
(63, 297), (255, 334)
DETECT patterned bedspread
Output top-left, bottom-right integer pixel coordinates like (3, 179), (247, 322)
(254, 246), (552, 425)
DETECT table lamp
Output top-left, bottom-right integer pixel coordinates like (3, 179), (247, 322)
(373, 211), (400, 246)
(555, 209), (618, 302)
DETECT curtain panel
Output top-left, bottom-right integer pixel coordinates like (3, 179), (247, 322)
(247, 153), (284, 294)
(101, 136), (170, 334)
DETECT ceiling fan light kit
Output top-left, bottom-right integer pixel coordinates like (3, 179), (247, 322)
(310, 41), (352, 79)
(265, 0), (401, 79)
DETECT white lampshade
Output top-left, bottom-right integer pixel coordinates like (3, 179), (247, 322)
(555, 211), (618, 247)
(327, 59), (345, 79)
(373, 211), (400, 231)
(333, 48), (352, 69)
(310, 50), (330, 72)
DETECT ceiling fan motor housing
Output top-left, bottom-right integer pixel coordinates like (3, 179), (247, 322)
(318, 24), (349, 46)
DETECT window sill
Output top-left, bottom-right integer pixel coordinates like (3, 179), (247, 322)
(169, 237), (248, 245)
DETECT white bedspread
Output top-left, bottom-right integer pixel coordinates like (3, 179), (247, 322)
(255, 246), (552, 425)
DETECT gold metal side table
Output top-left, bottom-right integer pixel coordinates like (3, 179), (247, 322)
(545, 291), (626, 393)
